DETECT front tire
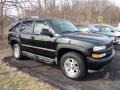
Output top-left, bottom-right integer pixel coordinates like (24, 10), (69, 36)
(13, 44), (23, 60)
(60, 52), (88, 80)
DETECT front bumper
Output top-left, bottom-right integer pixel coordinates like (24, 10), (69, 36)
(87, 49), (115, 70)
(113, 39), (119, 44)
(113, 40), (119, 44)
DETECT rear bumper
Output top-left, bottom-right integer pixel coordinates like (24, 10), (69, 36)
(87, 49), (115, 70)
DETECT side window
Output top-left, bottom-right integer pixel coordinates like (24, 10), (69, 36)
(12, 23), (21, 32)
(95, 26), (101, 31)
(34, 21), (50, 35)
(21, 21), (33, 34)
(101, 27), (113, 32)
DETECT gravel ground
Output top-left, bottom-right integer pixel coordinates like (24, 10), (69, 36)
(0, 42), (120, 90)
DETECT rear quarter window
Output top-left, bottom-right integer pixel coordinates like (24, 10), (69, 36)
(12, 23), (21, 32)
(9, 23), (21, 33)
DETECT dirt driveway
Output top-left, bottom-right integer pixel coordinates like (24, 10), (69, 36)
(2, 46), (120, 90)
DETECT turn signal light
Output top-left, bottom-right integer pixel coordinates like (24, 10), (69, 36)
(92, 53), (106, 59)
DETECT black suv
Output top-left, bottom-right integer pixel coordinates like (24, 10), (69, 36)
(8, 17), (115, 80)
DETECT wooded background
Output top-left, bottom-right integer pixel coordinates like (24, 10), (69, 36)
(0, 0), (120, 38)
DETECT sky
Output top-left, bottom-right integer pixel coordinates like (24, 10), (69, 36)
(109, 0), (120, 6)
(8, 0), (120, 16)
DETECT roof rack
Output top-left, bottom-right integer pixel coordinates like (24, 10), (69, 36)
(12, 16), (39, 27)
(13, 16), (56, 23)
(17, 16), (39, 21)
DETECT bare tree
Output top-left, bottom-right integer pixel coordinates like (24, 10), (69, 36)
(1, 0), (120, 38)
(0, 0), (4, 38)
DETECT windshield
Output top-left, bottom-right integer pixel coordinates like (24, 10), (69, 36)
(116, 28), (120, 31)
(50, 19), (79, 34)
(108, 25), (117, 32)
(88, 25), (99, 32)
(76, 25), (86, 31)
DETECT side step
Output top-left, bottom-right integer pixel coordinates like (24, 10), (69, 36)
(22, 51), (55, 64)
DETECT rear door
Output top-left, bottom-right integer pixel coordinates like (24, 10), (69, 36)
(20, 21), (34, 52)
(31, 21), (57, 58)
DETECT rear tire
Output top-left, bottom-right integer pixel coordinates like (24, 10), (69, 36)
(60, 52), (88, 80)
(12, 44), (23, 60)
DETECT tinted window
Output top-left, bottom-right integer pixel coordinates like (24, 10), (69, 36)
(12, 23), (21, 32)
(76, 25), (86, 31)
(34, 21), (50, 35)
(101, 26), (113, 32)
(50, 19), (79, 34)
(21, 21), (33, 34)
(88, 25), (99, 32)
(94, 26), (101, 31)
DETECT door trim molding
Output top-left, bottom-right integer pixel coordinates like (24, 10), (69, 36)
(21, 44), (55, 52)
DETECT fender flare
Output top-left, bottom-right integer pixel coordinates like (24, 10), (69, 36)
(9, 37), (21, 45)
(56, 44), (90, 57)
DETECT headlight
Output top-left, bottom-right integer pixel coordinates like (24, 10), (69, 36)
(93, 46), (106, 51)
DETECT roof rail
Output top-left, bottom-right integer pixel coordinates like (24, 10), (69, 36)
(15, 16), (39, 21)
(14, 16), (56, 22)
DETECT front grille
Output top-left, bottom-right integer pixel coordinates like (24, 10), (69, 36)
(105, 41), (113, 56)
(90, 41), (113, 58)
(106, 47), (112, 56)
(92, 41), (113, 57)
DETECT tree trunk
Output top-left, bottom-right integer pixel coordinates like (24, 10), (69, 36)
(0, 0), (4, 39)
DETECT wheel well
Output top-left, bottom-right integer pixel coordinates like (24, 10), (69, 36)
(57, 48), (86, 65)
(10, 40), (18, 47)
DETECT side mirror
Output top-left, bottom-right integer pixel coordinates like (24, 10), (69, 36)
(41, 29), (53, 37)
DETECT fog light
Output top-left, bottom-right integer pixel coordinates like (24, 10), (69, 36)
(92, 53), (106, 59)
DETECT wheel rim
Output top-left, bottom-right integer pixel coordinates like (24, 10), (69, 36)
(64, 58), (80, 77)
(14, 46), (20, 58)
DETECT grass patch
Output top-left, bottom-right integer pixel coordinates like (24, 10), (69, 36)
(0, 48), (58, 90)
(0, 65), (58, 90)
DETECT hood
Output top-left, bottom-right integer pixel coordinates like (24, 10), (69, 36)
(114, 31), (120, 36)
(96, 32), (116, 37)
(63, 32), (112, 46)
(96, 32), (120, 37)
(97, 32), (120, 37)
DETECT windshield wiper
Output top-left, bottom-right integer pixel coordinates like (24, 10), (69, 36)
(62, 31), (73, 33)
(72, 31), (79, 33)
(62, 30), (79, 34)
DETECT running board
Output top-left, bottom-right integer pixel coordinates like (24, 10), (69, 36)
(22, 51), (55, 64)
